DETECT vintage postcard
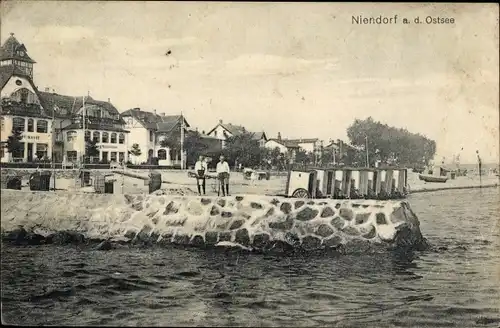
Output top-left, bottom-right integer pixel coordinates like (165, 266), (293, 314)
(1, 2), (499, 327)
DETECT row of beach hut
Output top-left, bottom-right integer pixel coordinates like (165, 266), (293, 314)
(314, 168), (408, 199)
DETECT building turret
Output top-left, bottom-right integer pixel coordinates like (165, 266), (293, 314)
(0, 33), (36, 78)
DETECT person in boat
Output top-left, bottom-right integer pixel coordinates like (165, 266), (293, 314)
(216, 155), (231, 196)
(194, 155), (208, 195)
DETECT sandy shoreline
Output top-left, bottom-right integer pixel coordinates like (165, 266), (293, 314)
(1, 168), (498, 196)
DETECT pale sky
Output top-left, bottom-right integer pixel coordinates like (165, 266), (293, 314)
(1, 2), (498, 164)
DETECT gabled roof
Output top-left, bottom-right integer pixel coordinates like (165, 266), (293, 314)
(121, 108), (190, 132)
(221, 123), (247, 136)
(0, 65), (51, 118)
(156, 115), (189, 133)
(207, 121), (266, 141)
(285, 138), (319, 144)
(38, 92), (122, 121)
(0, 65), (36, 90)
(267, 138), (301, 149)
(0, 34), (36, 64)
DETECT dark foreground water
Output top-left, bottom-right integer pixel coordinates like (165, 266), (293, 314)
(2, 188), (499, 327)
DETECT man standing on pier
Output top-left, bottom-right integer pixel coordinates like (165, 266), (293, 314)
(194, 155), (208, 195)
(216, 155), (231, 196)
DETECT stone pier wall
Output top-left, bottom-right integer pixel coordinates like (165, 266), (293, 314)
(0, 189), (427, 253)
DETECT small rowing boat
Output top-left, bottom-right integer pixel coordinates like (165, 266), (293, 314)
(418, 174), (448, 183)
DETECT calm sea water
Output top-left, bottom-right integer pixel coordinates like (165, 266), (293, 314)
(2, 188), (499, 327)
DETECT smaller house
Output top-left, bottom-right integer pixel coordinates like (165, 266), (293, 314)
(121, 108), (189, 165)
(265, 132), (322, 159)
(324, 139), (361, 165)
(206, 119), (267, 148)
(265, 133), (301, 160)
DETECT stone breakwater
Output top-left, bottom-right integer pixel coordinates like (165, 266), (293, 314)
(0, 190), (428, 253)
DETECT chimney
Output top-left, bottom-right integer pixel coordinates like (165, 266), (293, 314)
(153, 109), (157, 115)
(202, 130), (205, 135)
(161, 112), (165, 116)
(134, 107), (140, 111)
(52, 89), (56, 93)
(277, 132), (281, 140)
(219, 119), (223, 124)
(108, 98), (110, 103)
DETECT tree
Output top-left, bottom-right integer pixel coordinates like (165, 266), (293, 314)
(159, 132), (180, 152)
(129, 143), (142, 164)
(262, 147), (287, 170)
(295, 149), (314, 166)
(85, 138), (99, 163)
(183, 131), (209, 166)
(6, 127), (23, 159)
(346, 117), (437, 167)
(223, 132), (265, 168)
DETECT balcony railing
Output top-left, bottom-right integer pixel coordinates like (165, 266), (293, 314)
(0, 100), (51, 118)
(71, 117), (124, 130)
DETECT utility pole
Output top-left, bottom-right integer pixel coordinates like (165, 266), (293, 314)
(82, 95), (86, 169)
(51, 105), (56, 191)
(181, 112), (185, 170)
(477, 150), (482, 188)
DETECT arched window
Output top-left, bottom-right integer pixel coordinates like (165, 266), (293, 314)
(11, 88), (38, 104)
(13, 117), (25, 132)
(27, 118), (34, 132)
(67, 130), (77, 142)
(36, 120), (48, 133)
(85, 131), (91, 141)
(118, 133), (125, 144)
(110, 133), (117, 143)
(102, 132), (109, 143)
(158, 149), (167, 160)
(92, 131), (100, 142)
